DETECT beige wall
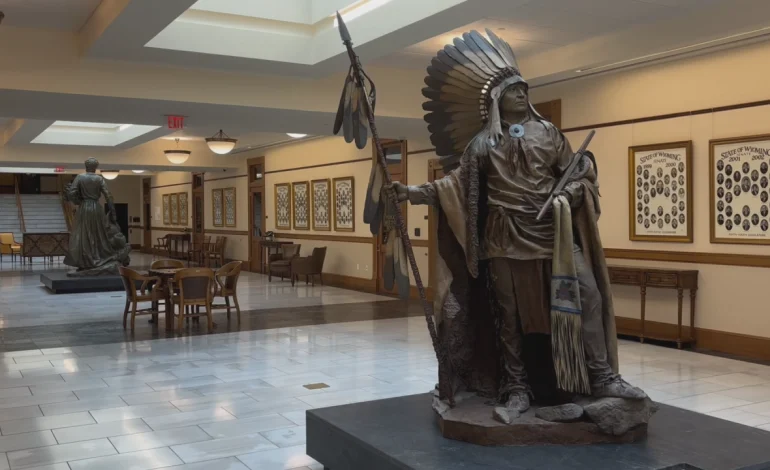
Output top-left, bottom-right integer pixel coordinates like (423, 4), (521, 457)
(204, 169), (249, 262)
(258, 137), (375, 280)
(149, 172), (192, 248)
(527, 41), (770, 339)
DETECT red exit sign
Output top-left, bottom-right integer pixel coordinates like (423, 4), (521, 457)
(54, 167), (65, 173)
(167, 115), (185, 129)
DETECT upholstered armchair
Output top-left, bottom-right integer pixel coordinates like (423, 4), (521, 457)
(0, 233), (21, 264)
(291, 247), (327, 286)
(268, 244), (301, 282)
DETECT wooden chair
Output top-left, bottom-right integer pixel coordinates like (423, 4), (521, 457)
(172, 267), (215, 330)
(153, 235), (170, 258)
(212, 261), (242, 322)
(119, 267), (162, 330)
(268, 244), (301, 282)
(203, 236), (227, 268)
(186, 236), (211, 267)
(291, 247), (327, 286)
(0, 233), (21, 265)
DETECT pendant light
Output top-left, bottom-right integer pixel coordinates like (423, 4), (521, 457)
(164, 138), (191, 164)
(287, 133), (307, 139)
(206, 129), (238, 155)
(101, 170), (119, 180)
(132, 170), (145, 174)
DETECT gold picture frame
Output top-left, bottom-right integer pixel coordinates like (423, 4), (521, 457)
(333, 176), (355, 232)
(709, 134), (770, 245)
(292, 181), (310, 230)
(212, 188), (224, 227)
(311, 179), (331, 231)
(162, 194), (170, 225)
(223, 187), (236, 227)
(628, 141), (693, 243)
(274, 183), (291, 230)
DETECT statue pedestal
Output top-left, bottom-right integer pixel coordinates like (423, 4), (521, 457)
(434, 394), (652, 446)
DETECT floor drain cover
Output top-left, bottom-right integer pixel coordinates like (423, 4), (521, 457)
(303, 383), (330, 390)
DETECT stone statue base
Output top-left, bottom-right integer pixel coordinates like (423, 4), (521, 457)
(433, 394), (657, 446)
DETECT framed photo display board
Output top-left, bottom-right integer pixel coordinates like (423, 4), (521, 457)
(628, 141), (693, 242)
(710, 135), (770, 245)
(311, 179), (331, 231)
(333, 177), (355, 232)
(292, 181), (310, 230)
(274, 183), (291, 230)
(212, 188), (223, 227)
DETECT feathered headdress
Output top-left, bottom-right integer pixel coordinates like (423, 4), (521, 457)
(422, 29), (544, 157)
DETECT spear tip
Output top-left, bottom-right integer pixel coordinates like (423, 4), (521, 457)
(336, 11), (352, 43)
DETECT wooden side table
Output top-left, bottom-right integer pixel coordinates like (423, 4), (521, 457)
(261, 240), (293, 274)
(608, 266), (698, 348)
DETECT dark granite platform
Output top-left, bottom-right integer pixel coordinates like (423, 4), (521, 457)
(41, 272), (127, 294)
(306, 393), (770, 470)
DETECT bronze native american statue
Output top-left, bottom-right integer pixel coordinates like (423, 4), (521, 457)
(333, 18), (655, 440)
(63, 158), (130, 277)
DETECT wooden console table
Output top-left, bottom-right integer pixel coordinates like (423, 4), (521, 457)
(607, 266), (698, 348)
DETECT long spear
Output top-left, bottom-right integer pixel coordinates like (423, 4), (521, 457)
(333, 12), (453, 404)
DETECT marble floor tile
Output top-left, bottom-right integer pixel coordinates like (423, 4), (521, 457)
(719, 384), (770, 403)
(53, 418), (151, 444)
(700, 372), (770, 388)
(143, 407), (236, 431)
(162, 457), (250, 470)
(120, 389), (202, 406)
(0, 430), (57, 453)
(108, 426), (212, 454)
(280, 411), (306, 426)
(172, 434), (277, 463)
(707, 408), (770, 427)
(89, 403), (180, 423)
(664, 392), (754, 413)
(0, 411), (95, 435)
(261, 426), (306, 448)
(201, 414), (296, 439)
(7, 438), (116, 468)
(736, 400), (770, 416)
(67, 447), (182, 470)
(236, 444), (320, 470)
(40, 396), (128, 416)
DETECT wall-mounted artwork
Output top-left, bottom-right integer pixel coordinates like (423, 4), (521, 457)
(292, 181), (310, 230)
(628, 141), (693, 242)
(311, 179), (331, 231)
(223, 187), (236, 227)
(212, 188), (223, 227)
(275, 183), (291, 230)
(162, 194), (170, 225)
(710, 134), (770, 245)
(170, 193), (179, 225)
(179, 192), (188, 226)
(333, 176), (355, 232)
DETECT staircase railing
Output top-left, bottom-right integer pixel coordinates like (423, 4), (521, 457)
(14, 175), (25, 235)
(60, 191), (74, 232)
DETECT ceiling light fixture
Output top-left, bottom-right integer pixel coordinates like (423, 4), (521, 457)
(164, 138), (191, 165)
(286, 133), (307, 139)
(205, 129), (238, 155)
(101, 170), (119, 180)
(132, 170), (145, 174)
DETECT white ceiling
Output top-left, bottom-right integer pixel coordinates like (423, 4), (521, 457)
(0, 0), (101, 31)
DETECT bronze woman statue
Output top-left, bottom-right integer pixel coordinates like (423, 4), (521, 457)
(63, 158), (130, 276)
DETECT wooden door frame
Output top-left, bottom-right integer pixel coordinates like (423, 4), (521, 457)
(142, 177), (151, 251)
(428, 158), (442, 292)
(191, 173), (205, 253)
(247, 156), (266, 273)
(374, 139), (408, 295)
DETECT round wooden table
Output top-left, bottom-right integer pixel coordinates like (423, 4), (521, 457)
(149, 268), (183, 330)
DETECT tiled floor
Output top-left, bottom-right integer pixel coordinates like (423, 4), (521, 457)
(0, 256), (768, 468)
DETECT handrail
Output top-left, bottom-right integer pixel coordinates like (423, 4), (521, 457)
(14, 175), (25, 235)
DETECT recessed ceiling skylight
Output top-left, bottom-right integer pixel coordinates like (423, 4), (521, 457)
(31, 121), (160, 147)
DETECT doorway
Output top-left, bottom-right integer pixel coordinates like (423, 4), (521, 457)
(247, 157), (266, 273)
(106, 203), (129, 240)
(375, 140), (408, 296)
(142, 178), (151, 250)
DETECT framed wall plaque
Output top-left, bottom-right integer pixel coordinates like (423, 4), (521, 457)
(178, 192), (188, 226)
(223, 187), (236, 227)
(162, 194), (170, 225)
(311, 179), (331, 231)
(628, 141), (693, 242)
(710, 134), (770, 245)
(274, 183), (291, 230)
(292, 181), (310, 230)
(333, 176), (355, 232)
(212, 188), (223, 227)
